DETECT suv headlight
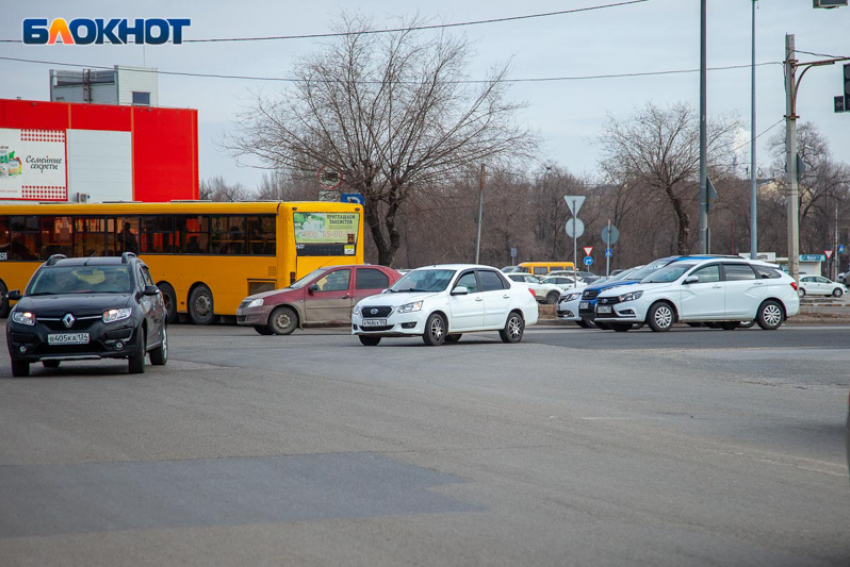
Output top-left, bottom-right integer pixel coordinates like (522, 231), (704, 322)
(246, 298), (264, 309)
(396, 301), (423, 314)
(103, 308), (132, 323)
(11, 311), (35, 326)
(618, 290), (643, 302)
(562, 292), (582, 302)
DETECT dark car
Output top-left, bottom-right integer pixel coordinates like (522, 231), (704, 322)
(5, 253), (167, 377)
(237, 264), (402, 335)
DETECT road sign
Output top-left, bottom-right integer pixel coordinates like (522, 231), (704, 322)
(583, 246), (593, 256)
(706, 178), (718, 212)
(318, 166), (343, 189)
(510, 247), (517, 259)
(840, 245), (846, 254)
(341, 193), (364, 205)
(800, 254), (826, 262)
(605, 248), (613, 258)
(563, 195), (586, 217)
(583, 256), (593, 266)
(601, 225), (620, 245)
(825, 249), (834, 259)
(565, 218), (584, 238)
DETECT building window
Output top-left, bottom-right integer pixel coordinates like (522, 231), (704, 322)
(132, 91), (150, 105)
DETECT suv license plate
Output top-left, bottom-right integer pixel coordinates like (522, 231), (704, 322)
(596, 305), (613, 314)
(48, 333), (90, 345)
(361, 319), (387, 327)
(579, 302), (589, 309)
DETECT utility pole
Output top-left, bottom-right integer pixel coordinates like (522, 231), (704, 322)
(783, 34), (850, 281)
(698, 0), (709, 253)
(475, 164), (485, 264)
(749, 0), (758, 260)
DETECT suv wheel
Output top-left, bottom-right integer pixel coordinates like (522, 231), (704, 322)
(11, 361), (29, 377)
(499, 312), (524, 343)
(42, 360), (61, 368)
(149, 326), (168, 366)
(756, 300), (784, 331)
(647, 302), (674, 332)
(423, 313), (447, 346)
(128, 327), (146, 374)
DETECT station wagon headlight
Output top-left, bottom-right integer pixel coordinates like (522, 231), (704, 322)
(618, 291), (643, 302)
(103, 308), (132, 323)
(563, 292), (582, 302)
(12, 311), (35, 326)
(397, 301), (423, 314)
(246, 298), (264, 309)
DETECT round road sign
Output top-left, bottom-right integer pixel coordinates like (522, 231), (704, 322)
(601, 225), (620, 245)
(318, 166), (343, 189)
(565, 218), (585, 238)
(584, 256), (594, 266)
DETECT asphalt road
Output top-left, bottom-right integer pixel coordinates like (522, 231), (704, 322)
(1, 321), (848, 566)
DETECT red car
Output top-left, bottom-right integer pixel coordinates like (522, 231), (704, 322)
(236, 265), (402, 335)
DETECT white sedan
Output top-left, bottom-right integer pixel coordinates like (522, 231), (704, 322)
(352, 264), (539, 346)
(542, 275), (587, 292)
(798, 275), (846, 297)
(506, 273), (563, 304)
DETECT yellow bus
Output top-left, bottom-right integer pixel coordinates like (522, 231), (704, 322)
(517, 261), (576, 277)
(0, 201), (364, 323)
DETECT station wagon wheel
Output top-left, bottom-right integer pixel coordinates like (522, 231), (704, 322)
(268, 306), (298, 335)
(188, 285), (215, 325)
(647, 302), (674, 332)
(756, 300), (784, 331)
(499, 312), (524, 343)
(719, 322), (740, 331)
(445, 334), (462, 343)
(423, 313), (447, 346)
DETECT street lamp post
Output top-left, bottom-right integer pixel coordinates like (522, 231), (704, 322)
(750, 0), (758, 260)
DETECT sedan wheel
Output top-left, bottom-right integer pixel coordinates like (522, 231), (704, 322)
(359, 336), (381, 346)
(756, 300), (784, 331)
(268, 307), (298, 335)
(423, 313), (447, 346)
(546, 291), (560, 304)
(798, 288), (806, 298)
(647, 302), (674, 332)
(833, 288), (844, 298)
(499, 312), (524, 343)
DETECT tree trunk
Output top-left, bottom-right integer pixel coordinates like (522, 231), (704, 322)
(364, 196), (395, 266)
(665, 186), (690, 255)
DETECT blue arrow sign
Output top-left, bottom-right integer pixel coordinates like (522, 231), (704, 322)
(583, 256), (593, 266)
(605, 248), (613, 258)
(341, 193), (364, 205)
(840, 245), (846, 254)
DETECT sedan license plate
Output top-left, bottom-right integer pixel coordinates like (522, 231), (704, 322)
(579, 302), (589, 310)
(48, 333), (90, 345)
(361, 319), (387, 328)
(596, 305), (613, 314)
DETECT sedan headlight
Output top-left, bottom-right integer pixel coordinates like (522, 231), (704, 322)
(246, 298), (264, 309)
(562, 292), (582, 302)
(103, 307), (132, 323)
(352, 303), (362, 316)
(11, 311), (35, 326)
(618, 290), (643, 302)
(396, 301), (423, 314)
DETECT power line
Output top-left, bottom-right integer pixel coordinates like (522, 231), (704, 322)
(730, 117), (785, 155)
(0, 55), (783, 85)
(0, 1), (651, 44)
(794, 49), (850, 60)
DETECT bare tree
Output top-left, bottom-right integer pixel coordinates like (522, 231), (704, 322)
(200, 176), (252, 202)
(229, 15), (534, 266)
(598, 103), (738, 255)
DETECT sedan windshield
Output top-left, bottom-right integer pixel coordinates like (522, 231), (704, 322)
(29, 266), (133, 295)
(389, 269), (456, 292)
(289, 268), (329, 289)
(642, 264), (696, 284)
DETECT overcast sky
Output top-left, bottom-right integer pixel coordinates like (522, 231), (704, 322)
(2, 0), (848, 191)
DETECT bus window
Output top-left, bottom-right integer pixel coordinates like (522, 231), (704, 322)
(141, 215), (174, 254)
(176, 215), (209, 254)
(73, 217), (106, 257)
(40, 216), (73, 259)
(212, 216), (246, 255)
(112, 217), (140, 256)
(246, 216), (276, 255)
(0, 216), (8, 260)
(10, 216), (40, 260)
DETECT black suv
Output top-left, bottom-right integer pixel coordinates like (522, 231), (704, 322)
(5, 253), (168, 377)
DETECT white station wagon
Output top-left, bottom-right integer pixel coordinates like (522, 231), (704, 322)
(352, 264), (539, 346)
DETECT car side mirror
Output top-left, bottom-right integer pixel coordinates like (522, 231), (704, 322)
(7, 289), (21, 301)
(451, 287), (469, 296)
(684, 275), (699, 284)
(308, 284), (319, 292)
(143, 285), (159, 296)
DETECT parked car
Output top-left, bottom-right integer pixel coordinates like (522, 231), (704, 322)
(5, 253), (168, 377)
(351, 264), (538, 346)
(236, 265), (402, 335)
(594, 259), (800, 332)
(542, 275), (586, 292)
(798, 275), (846, 297)
(506, 273), (563, 304)
(558, 266), (643, 328)
(501, 266), (521, 274)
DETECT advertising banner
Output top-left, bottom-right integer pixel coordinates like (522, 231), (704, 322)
(293, 212), (359, 256)
(0, 128), (67, 201)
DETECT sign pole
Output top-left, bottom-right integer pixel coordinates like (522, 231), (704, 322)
(606, 219), (611, 277)
(573, 199), (578, 288)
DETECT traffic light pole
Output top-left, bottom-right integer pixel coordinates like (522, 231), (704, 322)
(783, 34), (850, 282)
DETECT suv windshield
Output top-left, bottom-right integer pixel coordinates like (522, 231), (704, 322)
(642, 264), (696, 284)
(389, 269), (455, 292)
(28, 265), (133, 295)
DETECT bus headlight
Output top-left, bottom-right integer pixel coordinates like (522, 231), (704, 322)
(103, 308), (132, 323)
(397, 301), (423, 314)
(12, 311), (36, 326)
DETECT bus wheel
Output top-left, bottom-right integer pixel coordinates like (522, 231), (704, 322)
(188, 285), (215, 325)
(158, 282), (179, 324)
(268, 307), (298, 335)
(0, 279), (8, 318)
